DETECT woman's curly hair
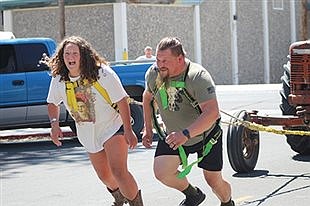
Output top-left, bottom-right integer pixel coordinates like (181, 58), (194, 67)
(47, 36), (108, 82)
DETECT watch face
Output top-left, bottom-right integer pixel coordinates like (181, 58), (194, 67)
(182, 129), (190, 139)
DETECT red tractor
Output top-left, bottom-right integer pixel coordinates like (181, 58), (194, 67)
(227, 40), (310, 173)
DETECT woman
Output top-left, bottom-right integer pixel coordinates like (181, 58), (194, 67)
(46, 36), (143, 206)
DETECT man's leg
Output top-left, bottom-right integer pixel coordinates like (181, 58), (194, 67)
(154, 155), (188, 190)
(203, 170), (234, 206)
(154, 155), (205, 206)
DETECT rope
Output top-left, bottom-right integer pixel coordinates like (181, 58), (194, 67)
(220, 110), (310, 136)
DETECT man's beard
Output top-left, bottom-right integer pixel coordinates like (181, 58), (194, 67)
(159, 69), (169, 83)
(155, 68), (169, 89)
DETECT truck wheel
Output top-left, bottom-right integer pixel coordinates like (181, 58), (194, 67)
(130, 102), (144, 141)
(279, 64), (310, 154)
(69, 122), (77, 135)
(227, 110), (260, 173)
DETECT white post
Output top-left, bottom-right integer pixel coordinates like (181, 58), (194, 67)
(290, 0), (297, 43)
(3, 10), (13, 32)
(113, 2), (128, 61)
(230, 0), (239, 85)
(193, 5), (202, 64)
(262, 0), (270, 83)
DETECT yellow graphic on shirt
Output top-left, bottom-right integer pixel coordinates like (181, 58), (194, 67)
(70, 81), (96, 123)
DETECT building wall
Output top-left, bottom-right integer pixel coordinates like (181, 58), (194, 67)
(200, 0), (231, 85)
(11, 4), (115, 60)
(269, 0), (291, 83)
(2, 1), (302, 85)
(127, 4), (194, 60)
(236, 0), (265, 84)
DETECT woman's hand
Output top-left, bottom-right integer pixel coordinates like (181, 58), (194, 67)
(50, 123), (63, 146)
(125, 129), (138, 149)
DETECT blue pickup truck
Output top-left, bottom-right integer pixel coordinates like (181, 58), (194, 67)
(0, 37), (153, 138)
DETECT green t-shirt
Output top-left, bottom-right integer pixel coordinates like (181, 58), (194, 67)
(145, 59), (217, 146)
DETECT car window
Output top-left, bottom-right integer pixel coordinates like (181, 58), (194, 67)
(0, 45), (17, 74)
(18, 43), (49, 72)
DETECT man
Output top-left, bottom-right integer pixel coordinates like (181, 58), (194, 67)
(142, 37), (234, 206)
(136, 46), (156, 61)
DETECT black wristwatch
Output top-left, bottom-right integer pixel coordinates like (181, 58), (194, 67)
(182, 129), (191, 139)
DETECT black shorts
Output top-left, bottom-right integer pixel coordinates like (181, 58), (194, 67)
(154, 127), (223, 171)
(113, 125), (124, 136)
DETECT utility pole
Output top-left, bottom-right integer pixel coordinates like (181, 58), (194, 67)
(59, 0), (65, 41)
(301, 0), (308, 40)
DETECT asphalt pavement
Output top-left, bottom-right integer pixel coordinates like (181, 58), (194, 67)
(1, 84), (309, 206)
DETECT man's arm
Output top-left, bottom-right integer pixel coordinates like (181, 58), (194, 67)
(165, 98), (220, 150)
(142, 90), (154, 148)
(186, 98), (220, 138)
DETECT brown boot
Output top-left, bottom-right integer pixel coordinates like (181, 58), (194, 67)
(108, 188), (127, 206)
(127, 190), (144, 206)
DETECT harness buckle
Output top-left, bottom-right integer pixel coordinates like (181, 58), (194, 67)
(210, 137), (217, 145)
(190, 100), (199, 108)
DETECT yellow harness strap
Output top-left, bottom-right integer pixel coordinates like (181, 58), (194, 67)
(65, 80), (119, 114)
(93, 81), (119, 111)
(65, 81), (79, 112)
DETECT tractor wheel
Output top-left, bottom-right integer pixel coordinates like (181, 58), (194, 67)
(279, 63), (310, 154)
(227, 110), (260, 173)
(279, 71), (295, 115)
(286, 127), (310, 155)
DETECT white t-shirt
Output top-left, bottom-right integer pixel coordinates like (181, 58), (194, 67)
(47, 65), (128, 153)
(136, 55), (156, 61)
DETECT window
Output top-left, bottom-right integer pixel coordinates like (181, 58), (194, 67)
(273, 0), (284, 10)
(17, 43), (48, 72)
(0, 45), (16, 74)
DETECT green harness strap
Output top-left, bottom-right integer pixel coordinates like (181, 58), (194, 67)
(177, 128), (221, 179)
(151, 97), (221, 179)
(151, 64), (221, 179)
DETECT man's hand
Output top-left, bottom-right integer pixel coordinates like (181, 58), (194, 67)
(165, 131), (188, 150)
(142, 127), (153, 148)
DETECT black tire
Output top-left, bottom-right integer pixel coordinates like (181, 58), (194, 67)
(129, 102), (144, 141)
(279, 91), (296, 115)
(279, 62), (310, 154)
(227, 110), (260, 173)
(69, 122), (77, 135)
(286, 127), (310, 155)
(279, 71), (296, 115)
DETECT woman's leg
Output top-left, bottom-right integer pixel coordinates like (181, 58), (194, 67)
(104, 134), (139, 200)
(88, 149), (119, 191)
